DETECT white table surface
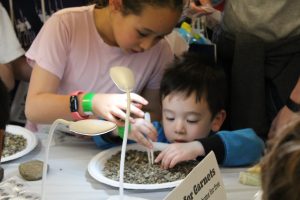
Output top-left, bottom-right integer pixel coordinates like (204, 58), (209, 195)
(1, 130), (260, 200)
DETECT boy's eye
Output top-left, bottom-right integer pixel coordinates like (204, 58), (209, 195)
(187, 119), (198, 123)
(165, 117), (174, 121)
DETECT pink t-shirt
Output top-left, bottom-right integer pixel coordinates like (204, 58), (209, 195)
(26, 5), (173, 95)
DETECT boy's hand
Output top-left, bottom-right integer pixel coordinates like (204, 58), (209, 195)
(92, 93), (148, 126)
(155, 141), (204, 169)
(128, 118), (157, 149)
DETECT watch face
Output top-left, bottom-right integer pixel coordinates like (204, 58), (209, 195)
(70, 95), (79, 112)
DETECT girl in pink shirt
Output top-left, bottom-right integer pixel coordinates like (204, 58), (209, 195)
(25, 0), (183, 133)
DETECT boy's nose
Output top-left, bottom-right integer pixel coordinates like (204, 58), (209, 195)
(174, 121), (185, 135)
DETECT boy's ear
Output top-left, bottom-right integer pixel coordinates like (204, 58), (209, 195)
(109, 0), (122, 11)
(211, 110), (226, 132)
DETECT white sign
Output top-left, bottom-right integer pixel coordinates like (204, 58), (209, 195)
(164, 151), (226, 200)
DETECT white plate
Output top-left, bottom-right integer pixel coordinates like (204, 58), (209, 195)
(2, 125), (38, 162)
(88, 142), (183, 190)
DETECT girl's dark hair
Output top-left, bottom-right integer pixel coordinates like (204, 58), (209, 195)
(261, 119), (300, 200)
(94, 0), (183, 15)
(160, 52), (227, 118)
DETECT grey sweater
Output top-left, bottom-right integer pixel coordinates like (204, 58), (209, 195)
(222, 0), (300, 41)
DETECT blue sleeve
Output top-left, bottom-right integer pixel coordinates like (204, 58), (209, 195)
(92, 135), (119, 149)
(153, 121), (169, 143)
(92, 132), (138, 149)
(217, 128), (265, 167)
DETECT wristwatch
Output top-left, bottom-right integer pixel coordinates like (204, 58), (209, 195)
(286, 97), (300, 112)
(70, 91), (89, 121)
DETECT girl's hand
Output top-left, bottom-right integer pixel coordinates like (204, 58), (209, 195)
(155, 141), (204, 169)
(92, 93), (148, 126)
(128, 118), (157, 149)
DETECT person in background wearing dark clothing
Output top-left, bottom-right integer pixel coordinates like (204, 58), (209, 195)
(0, 2), (31, 89)
(190, 0), (300, 141)
(269, 77), (300, 139)
(0, 79), (10, 181)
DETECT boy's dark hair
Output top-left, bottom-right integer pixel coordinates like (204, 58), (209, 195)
(160, 52), (227, 118)
(95, 0), (183, 15)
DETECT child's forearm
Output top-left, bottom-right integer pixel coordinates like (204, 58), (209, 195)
(25, 93), (74, 124)
(192, 141), (206, 158)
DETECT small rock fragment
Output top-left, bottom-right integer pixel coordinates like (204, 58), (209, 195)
(19, 160), (47, 181)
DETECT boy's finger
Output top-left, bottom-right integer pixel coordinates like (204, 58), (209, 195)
(155, 151), (164, 163)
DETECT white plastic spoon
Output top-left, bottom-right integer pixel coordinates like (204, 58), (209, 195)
(110, 66), (135, 200)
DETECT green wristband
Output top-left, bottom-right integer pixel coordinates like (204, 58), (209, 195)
(82, 92), (95, 115)
(117, 125), (131, 139)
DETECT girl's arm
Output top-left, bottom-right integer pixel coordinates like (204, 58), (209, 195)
(25, 64), (148, 125)
(25, 65), (71, 123)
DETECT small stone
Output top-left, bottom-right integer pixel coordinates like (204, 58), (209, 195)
(19, 160), (47, 181)
(0, 166), (4, 182)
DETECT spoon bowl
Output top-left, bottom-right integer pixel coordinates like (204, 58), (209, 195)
(110, 66), (135, 92)
(69, 119), (117, 136)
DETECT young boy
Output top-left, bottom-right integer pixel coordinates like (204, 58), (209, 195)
(94, 52), (265, 168)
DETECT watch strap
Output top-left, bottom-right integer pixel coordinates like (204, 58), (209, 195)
(286, 97), (300, 112)
(69, 91), (89, 121)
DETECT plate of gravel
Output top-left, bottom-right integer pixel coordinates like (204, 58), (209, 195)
(88, 142), (198, 190)
(2, 125), (38, 162)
